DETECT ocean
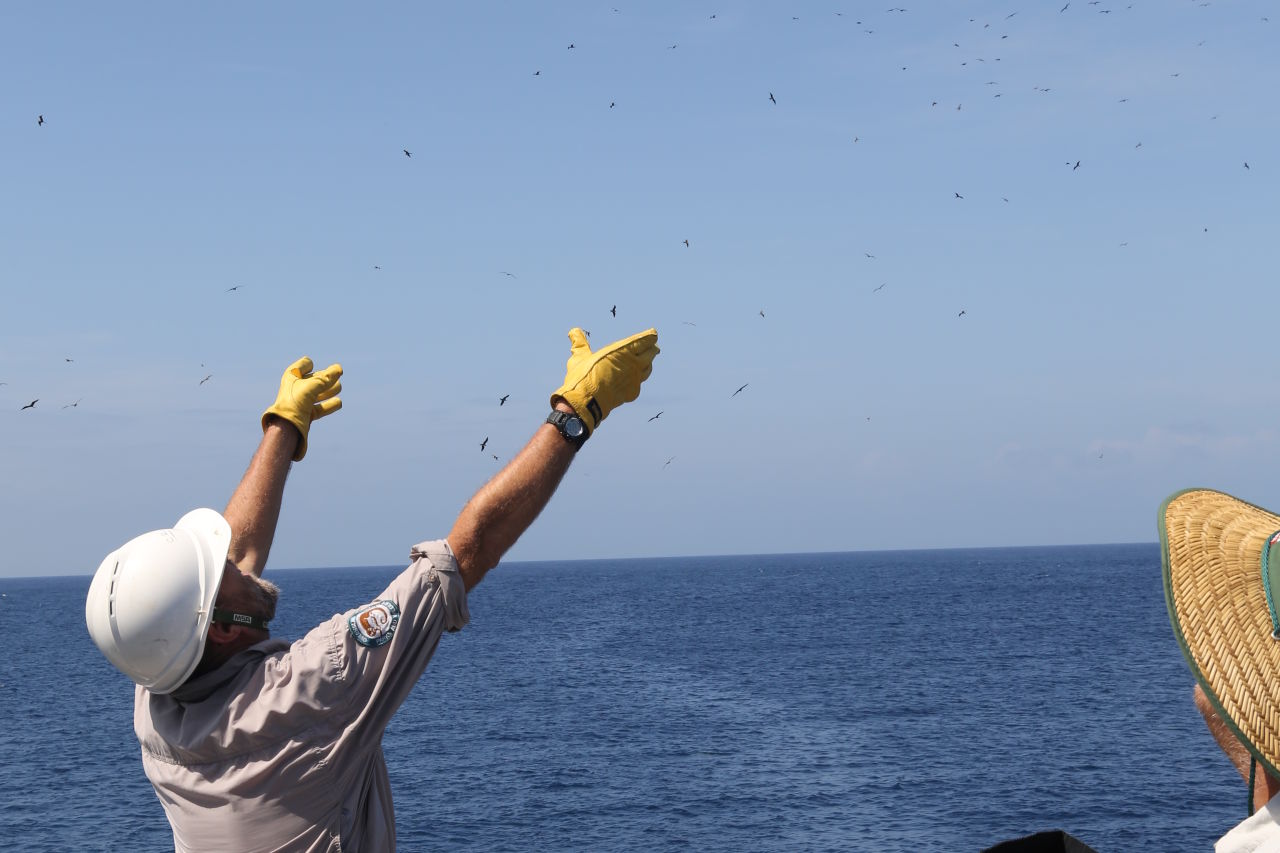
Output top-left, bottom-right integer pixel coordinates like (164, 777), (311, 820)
(0, 544), (1242, 851)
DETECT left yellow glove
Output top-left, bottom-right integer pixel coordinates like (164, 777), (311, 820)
(262, 356), (343, 461)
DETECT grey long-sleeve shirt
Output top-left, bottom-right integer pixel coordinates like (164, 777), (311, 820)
(134, 539), (470, 852)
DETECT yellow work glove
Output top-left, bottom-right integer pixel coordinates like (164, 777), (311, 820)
(261, 356), (343, 461)
(551, 328), (659, 432)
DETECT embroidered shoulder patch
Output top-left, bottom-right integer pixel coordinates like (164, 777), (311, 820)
(348, 600), (401, 648)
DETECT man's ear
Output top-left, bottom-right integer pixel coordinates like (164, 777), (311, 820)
(207, 621), (240, 645)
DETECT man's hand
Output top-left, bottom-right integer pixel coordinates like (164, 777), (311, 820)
(551, 328), (658, 432)
(261, 357), (343, 461)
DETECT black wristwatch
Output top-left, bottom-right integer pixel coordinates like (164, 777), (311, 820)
(546, 410), (589, 451)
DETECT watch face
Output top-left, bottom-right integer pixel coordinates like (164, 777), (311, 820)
(564, 417), (585, 438)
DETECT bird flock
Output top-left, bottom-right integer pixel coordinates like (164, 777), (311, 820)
(9, 3), (1269, 487)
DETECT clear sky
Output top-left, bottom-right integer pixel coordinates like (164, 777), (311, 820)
(4, 2), (1278, 577)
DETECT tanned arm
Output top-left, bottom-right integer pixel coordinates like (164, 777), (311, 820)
(447, 401), (578, 591)
(222, 416), (300, 578)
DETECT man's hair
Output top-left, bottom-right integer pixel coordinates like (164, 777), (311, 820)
(224, 571), (281, 624)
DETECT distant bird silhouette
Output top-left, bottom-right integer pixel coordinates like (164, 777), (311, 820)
(1245, 162), (1250, 170)
(500, 394), (509, 406)
(480, 437), (489, 452)
(1061, 2), (1069, 10)
(873, 283), (886, 292)
(1073, 160), (1081, 170)
(62, 398), (81, 409)
(37, 115), (44, 126)
(199, 374), (212, 386)
(20, 400), (37, 410)
(731, 384), (748, 398)
(374, 265), (382, 270)
(769, 92), (776, 104)
(403, 149), (412, 158)
(955, 192), (964, 199)
(668, 44), (677, 49)
(682, 321), (697, 326)
(610, 305), (616, 316)
(683, 239), (689, 247)
(759, 309), (765, 318)
(648, 412), (663, 422)
(499, 271), (517, 278)
(534, 70), (541, 76)
(65, 357), (74, 363)
(610, 102), (615, 108)
(492, 454), (499, 460)
(958, 310), (967, 317)
(567, 43), (575, 49)
(865, 252), (875, 259)
(664, 456), (675, 469)
(226, 285), (241, 292)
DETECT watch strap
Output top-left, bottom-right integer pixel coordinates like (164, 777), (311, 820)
(546, 410), (589, 451)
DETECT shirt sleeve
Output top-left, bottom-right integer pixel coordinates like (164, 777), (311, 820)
(324, 539), (470, 753)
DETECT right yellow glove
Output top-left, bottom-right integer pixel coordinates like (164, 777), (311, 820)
(551, 328), (659, 432)
(262, 356), (343, 461)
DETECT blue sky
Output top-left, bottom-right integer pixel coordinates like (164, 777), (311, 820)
(4, 2), (1278, 577)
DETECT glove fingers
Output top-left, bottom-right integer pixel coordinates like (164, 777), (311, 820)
(312, 397), (342, 420)
(287, 356), (314, 378)
(314, 380), (342, 401)
(567, 328), (592, 357)
(311, 363), (343, 384)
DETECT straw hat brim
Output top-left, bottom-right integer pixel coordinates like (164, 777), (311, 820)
(1160, 488), (1280, 777)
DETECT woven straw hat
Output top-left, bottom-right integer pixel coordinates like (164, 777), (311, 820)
(1160, 488), (1280, 777)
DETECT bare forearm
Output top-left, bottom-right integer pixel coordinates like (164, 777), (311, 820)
(223, 418), (299, 577)
(447, 405), (577, 591)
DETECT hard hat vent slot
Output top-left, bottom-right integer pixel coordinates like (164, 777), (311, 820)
(108, 561), (120, 617)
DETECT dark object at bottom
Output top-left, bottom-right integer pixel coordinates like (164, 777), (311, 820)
(981, 830), (1098, 853)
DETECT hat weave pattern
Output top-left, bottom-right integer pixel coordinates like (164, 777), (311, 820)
(1162, 489), (1280, 776)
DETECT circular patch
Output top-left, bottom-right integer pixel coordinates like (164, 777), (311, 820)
(348, 600), (400, 648)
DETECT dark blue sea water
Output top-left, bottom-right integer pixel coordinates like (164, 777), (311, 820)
(0, 544), (1243, 851)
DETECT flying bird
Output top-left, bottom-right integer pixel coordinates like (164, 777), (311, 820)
(759, 309), (765, 318)
(1073, 160), (1081, 170)
(65, 357), (74, 363)
(199, 374), (212, 386)
(480, 437), (489, 452)
(731, 384), (748, 398)
(1061, 2), (1069, 10)
(769, 92), (776, 104)
(683, 239), (689, 247)
(610, 305), (616, 317)
(499, 394), (509, 406)
(958, 310), (967, 317)
(374, 265), (382, 270)
(872, 283), (887, 292)
(567, 43), (575, 49)
(664, 457), (675, 469)
(610, 102), (615, 108)
(62, 399), (82, 409)
(226, 285), (241, 292)
(499, 271), (517, 278)
(1245, 162), (1250, 169)
(534, 71), (541, 76)
(648, 412), (663, 422)
(403, 149), (412, 158)
(955, 192), (964, 199)
(20, 400), (37, 410)
(37, 115), (44, 126)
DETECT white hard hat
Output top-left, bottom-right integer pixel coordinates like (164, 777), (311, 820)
(85, 508), (231, 694)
